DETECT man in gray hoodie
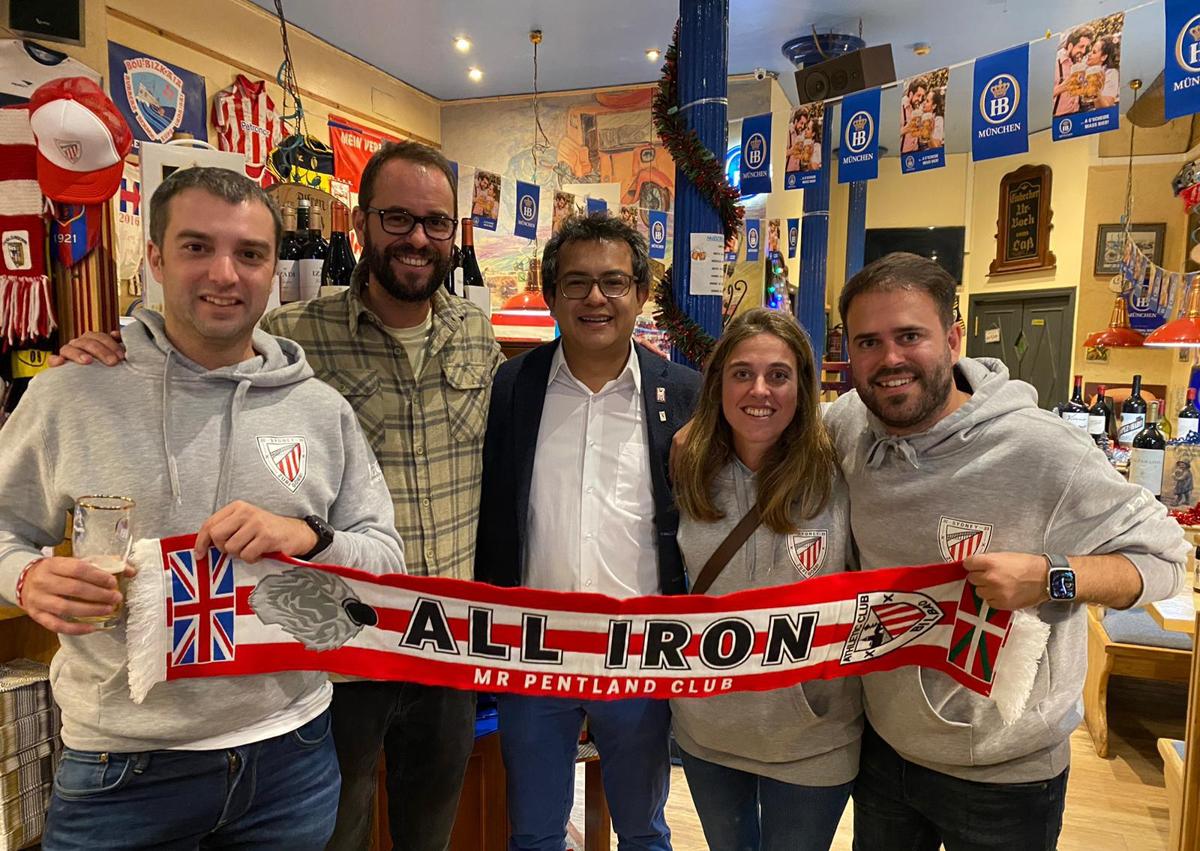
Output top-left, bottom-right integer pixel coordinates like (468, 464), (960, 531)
(0, 167), (404, 849)
(825, 252), (1188, 850)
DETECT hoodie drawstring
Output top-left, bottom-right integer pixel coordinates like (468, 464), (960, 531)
(161, 350), (183, 505)
(213, 380), (251, 511)
(866, 435), (921, 470)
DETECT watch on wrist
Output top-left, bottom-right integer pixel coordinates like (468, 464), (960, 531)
(1044, 554), (1077, 602)
(299, 515), (334, 561)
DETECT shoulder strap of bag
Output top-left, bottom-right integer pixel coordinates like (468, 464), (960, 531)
(690, 504), (761, 595)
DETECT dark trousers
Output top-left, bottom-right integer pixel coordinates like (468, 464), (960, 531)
(327, 682), (477, 851)
(852, 726), (1069, 851)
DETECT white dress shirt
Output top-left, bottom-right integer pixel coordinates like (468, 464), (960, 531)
(524, 343), (659, 598)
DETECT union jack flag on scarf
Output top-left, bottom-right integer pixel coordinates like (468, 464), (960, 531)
(167, 546), (237, 666)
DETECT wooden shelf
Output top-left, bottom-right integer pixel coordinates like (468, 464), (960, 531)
(0, 607), (27, 623)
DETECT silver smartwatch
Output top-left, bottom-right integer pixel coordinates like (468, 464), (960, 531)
(1044, 554), (1076, 602)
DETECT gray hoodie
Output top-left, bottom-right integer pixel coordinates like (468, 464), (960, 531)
(0, 309), (404, 752)
(671, 460), (862, 786)
(824, 356), (1188, 782)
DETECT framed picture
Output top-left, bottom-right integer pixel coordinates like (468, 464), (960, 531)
(1095, 222), (1166, 276)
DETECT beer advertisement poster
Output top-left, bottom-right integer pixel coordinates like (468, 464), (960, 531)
(784, 103), (823, 189)
(470, 170), (501, 231)
(744, 219), (761, 262)
(1165, 0), (1200, 119)
(648, 210), (668, 259)
(739, 113), (772, 196)
(838, 88), (881, 183)
(899, 67), (948, 174)
(514, 181), (540, 240)
(1052, 13), (1124, 141)
(972, 44), (1029, 161)
(586, 197), (607, 215)
(787, 218), (799, 258)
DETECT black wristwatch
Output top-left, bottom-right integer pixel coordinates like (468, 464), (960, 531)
(1044, 554), (1077, 602)
(299, 515), (335, 561)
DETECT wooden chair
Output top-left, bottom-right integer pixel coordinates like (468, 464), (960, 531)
(1159, 737), (1186, 851)
(1083, 605), (1192, 757)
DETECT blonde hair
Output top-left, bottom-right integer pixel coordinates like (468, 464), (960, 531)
(674, 308), (836, 533)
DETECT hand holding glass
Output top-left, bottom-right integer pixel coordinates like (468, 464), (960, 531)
(70, 496), (134, 630)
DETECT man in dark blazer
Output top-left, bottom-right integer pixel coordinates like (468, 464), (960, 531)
(476, 213), (699, 851)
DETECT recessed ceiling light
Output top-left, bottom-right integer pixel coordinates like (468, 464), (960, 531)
(645, 48), (661, 62)
(454, 36), (472, 53)
(911, 42), (931, 56)
(468, 67), (483, 82)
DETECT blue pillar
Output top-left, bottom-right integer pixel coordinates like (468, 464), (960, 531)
(844, 181), (868, 279)
(670, 0), (729, 366)
(796, 114), (830, 355)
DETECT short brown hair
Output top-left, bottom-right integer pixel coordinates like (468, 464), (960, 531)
(149, 166), (282, 252)
(358, 140), (457, 217)
(839, 252), (956, 332)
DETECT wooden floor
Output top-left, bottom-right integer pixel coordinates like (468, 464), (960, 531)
(572, 676), (1187, 850)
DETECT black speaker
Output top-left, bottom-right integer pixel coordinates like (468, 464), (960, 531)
(794, 45), (896, 105)
(6, 0), (84, 46)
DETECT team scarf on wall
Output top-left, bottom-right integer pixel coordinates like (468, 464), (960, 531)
(127, 534), (1049, 724)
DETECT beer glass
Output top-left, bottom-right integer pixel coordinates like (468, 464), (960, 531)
(70, 496), (134, 629)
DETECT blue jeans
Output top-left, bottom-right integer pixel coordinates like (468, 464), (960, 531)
(43, 709), (339, 850)
(679, 749), (851, 851)
(852, 726), (1068, 851)
(497, 694), (672, 851)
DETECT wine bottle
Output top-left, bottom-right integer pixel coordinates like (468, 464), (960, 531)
(459, 218), (485, 291)
(1178, 388), (1200, 441)
(321, 202), (356, 291)
(1129, 401), (1166, 497)
(277, 205), (304, 303)
(1060, 374), (1089, 431)
(298, 203), (329, 302)
(444, 244), (460, 295)
(1118, 373), (1147, 448)
(1088, 385), (1110, 447)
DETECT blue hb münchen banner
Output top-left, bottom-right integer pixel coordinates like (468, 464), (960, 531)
(740, 113), (773, 196)
(1166, 0), (1200, 120)
(648, 211), (668, 260)
(787, 218), (799, 259)
(514, 181), (540, 240)
(586, 197), (607, 215)
(838, 89), (880, 183)
(972, 44), (1029, 161)
(745, 219), (761, 262)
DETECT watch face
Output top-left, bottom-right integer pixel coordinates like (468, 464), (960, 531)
(1049, 569), (1076, 600)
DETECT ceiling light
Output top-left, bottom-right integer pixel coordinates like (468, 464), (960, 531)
(468, 67), (483, 82)
(454, 36), (472, 53)
(646, 48), (661, 62)
(912, 42), (931, 56)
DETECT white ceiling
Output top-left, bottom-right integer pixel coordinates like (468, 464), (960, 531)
(256, 0), (1165, 105)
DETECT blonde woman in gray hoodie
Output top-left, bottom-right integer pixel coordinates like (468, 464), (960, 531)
(671, 308), (861, 851)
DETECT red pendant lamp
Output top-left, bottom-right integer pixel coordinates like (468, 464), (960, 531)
(1145, 281), (1200, 347)
(1084, 294), (1145, 348)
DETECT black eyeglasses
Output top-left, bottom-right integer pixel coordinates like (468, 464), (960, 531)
(558, 274), (636, 300)
(364, 207), (457, 241)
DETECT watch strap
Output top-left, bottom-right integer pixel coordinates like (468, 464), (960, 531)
(299, 515), (334, 561)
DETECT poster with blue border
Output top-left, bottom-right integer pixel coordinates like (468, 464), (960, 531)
(514, 181), (540, 240)
(1051, 13), (1124, 142)
(899, 68), (948, 174)
(739, 113), (772, 196)
(1165, 0), (1200, 120)
(838, 88), (880, 183)
(787, 218), (799, 259)
(745, 219), (761, 262)
(972, 44), (1029, 161)
(784, 103), (823, 189)
(648, 211), (668, 259)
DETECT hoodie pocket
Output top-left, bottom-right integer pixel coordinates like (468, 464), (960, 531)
(443, 362), (490, 443)
(326, 369), (385, 453)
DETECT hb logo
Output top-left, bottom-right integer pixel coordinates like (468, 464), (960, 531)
(1059, 118), (1072, 136)
(980, 74), (1019, 124)
(745, 133), (766, 168)
(1177, 17), (1200, 73)
(846, 112), (872, 153)
(651, 220), (665, 243)
(748, 228), (759, 249)
(519, 194), (535, 222)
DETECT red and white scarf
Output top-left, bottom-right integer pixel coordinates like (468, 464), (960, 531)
(127, 534), (1048, 723)
(0, 106), (54, 348)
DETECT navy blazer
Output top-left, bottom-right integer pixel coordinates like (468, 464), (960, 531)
(474, 340), (700, 595)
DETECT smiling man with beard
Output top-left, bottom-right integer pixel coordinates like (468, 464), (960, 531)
(825, 252), (1186, 850)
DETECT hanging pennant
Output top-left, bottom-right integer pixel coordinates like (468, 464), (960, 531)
(552, 191), (575, 234)
(838, 88), (881, 183)
(470, 169), (501, 231)
(784, 103), (824, 190)
(739, 113), (772, 196)
(745, 219), (761, 262)
(648, 210), (668, 259)
(900, 68), (948, 174)
(586, 197), (607, 216)
(767, 219), (781, 256)
(1052, 13), (1125, 142)
(1166, 0), (1200, 120)
(972, 44), (1029, 161)
(787, 218), (799, 258)
(513, 180), (540, 240)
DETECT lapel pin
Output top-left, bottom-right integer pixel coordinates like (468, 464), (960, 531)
(656, 387), (666, 402)
(659, 411), (667, 422)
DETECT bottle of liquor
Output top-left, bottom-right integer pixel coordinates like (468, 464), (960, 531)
(1060, 374), (1089, 431)
(1129, 401), (1166, 497)
(277, 205), (303, 303)
(1088, 385), (1110, 447)
(1178, 388), (1200, 441)
(459, 218), (485, 291)
(298, 202), (329, 301)
(1118, 373), (1147, 448)
(321, 202), (356, 292)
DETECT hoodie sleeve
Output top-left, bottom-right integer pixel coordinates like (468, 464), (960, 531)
(1043, 446), (1189, 607)
(316, 404), (406, 574)
(0, 388), (71, 606)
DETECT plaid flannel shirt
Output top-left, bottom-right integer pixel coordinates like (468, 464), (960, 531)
(262, 263), (503, 578)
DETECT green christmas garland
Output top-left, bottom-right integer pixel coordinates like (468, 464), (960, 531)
(650, 21), (743, 363)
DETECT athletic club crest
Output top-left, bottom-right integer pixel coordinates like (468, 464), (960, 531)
(786, 530), (828, 578)
(122, 57), (186, 142)
(257, 436), (308, 492)
(55, 139), (82, 163)
(842, 591), (942, 665)
(937, 516), (993, 562)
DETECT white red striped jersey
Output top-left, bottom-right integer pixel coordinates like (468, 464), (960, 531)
(211, 75), (286, 175)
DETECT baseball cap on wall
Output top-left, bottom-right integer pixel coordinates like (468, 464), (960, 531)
(29, 77), (133, 204)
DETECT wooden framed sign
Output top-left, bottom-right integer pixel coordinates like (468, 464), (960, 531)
(990, 164), (1056, 276)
